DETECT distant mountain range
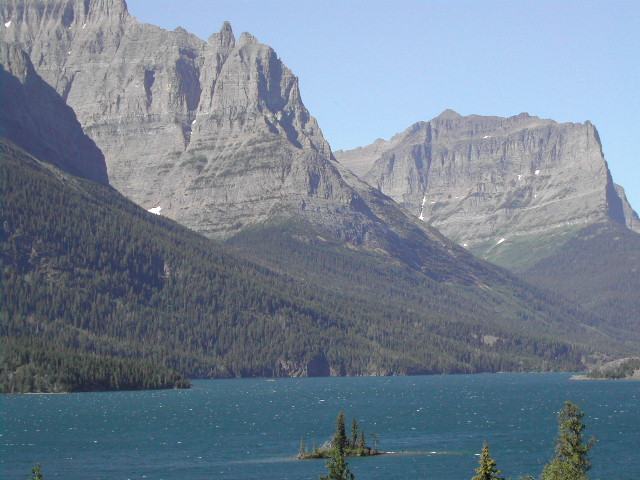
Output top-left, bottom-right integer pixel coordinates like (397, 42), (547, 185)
(1, 0), (638, 391)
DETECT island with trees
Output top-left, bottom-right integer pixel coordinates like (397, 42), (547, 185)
(304, 402), (594, 480)
(297, 412), (381, 460)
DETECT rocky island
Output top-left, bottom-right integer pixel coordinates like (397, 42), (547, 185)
(297, 412), (381, 460)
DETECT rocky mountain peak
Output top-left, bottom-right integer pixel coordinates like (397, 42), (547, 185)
(237, 31), (259, 47)
(435, 109), (462, 120)
(85, 0), (129, 20)
(208, 21), (235, 49)
(4, 4), (503, 282)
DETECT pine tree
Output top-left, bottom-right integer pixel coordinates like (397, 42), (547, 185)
(335, 411), (348, 451)
(542, 401), (595, 480)
(351, 416), (358, 448)
(320, 440), (355, 480)
(359, 429), (367, 450)
(472, 442), (505, 480)
(370, 432), (379, 449)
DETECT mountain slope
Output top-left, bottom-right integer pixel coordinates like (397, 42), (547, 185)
(336, 111), (640, 334)
(2, 1), (637, 390)
(7, 137), (626, 388)
(1, 44), (633, 387)
(0, 41), (107, 185)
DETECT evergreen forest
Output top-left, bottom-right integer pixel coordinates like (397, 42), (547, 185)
(0, 138), (632, 392)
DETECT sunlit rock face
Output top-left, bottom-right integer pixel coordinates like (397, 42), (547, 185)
(1, 0), (348, 237)
(336, 109), (640, 264)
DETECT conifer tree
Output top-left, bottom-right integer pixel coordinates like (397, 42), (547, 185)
(542, 401), (595, 480)
(335, 411), (348, 451)
(351, 416), (358, 448)
(320, 440), (355, 480)
(370, 432), (379, 449)
(472, 442), (505, 480)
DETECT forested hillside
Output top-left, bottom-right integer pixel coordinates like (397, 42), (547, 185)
(523, 220), (640, 339)
(3, 137), (628, 392)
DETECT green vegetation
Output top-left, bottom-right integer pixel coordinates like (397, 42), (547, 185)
(472, 442), (504, 480)
(29, 463), (44, 480)
(319, 440), (355, 480)
(298, 412), (380, 460)
(3, 138), (613, 394)
(523, 221), (640, 341)
(542, 402), (595, 480)
(586, 357), (640, 380)
(472, 227), (579, 273)
(471, 402), (594, 480)
(1, 337), (189, 393)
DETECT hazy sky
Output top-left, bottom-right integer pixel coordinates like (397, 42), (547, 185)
(126, 0), (639, 210)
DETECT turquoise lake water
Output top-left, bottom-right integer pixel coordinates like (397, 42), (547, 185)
(2, 373), (638, 479)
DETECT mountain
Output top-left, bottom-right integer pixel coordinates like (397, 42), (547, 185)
(0, 41), (107, 184)
(3, 36), (636, 392)
(336, 110), (639, 257)
(2, 1), (637, 393)
(6, 131), (635, 390)
(0, 0), (538, 283)
(336, 111), (640, 334)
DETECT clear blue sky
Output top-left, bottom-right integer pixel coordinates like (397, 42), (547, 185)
(126, 0), (639, 210)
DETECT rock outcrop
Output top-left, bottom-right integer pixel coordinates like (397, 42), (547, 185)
(0, 41), (108, 184)
(336, 110), (640, 265)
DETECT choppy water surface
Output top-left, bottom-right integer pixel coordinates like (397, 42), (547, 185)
(2, 373), (638, 479)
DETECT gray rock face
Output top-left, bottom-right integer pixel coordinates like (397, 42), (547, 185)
(336, 110), (640, 260)
(0, 41), (108, 184)
(2, 0), (486, 281)
(1, 0), (342, 234)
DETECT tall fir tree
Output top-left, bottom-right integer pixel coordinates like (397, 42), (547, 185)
(359, 429), (367, 450)
(335, 411), (348, 451)
(299, 437), (307, 457)
(472, 442), (505, 480)
(542, 401), (595, 480)
(320, 439), (355, 480)
(351, 416), (358, 448)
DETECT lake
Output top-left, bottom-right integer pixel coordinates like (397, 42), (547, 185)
(1, 373), (638, 479)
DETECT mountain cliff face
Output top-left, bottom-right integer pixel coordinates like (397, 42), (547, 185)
(2, 0), (500, 282)
(337, 111), (640, 334)
(336, 110), (640, 265)
(2, 0), (340, 234)
(0, 41), (108, 184)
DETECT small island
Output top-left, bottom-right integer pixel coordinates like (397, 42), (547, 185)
(297, 412), (381, 459)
